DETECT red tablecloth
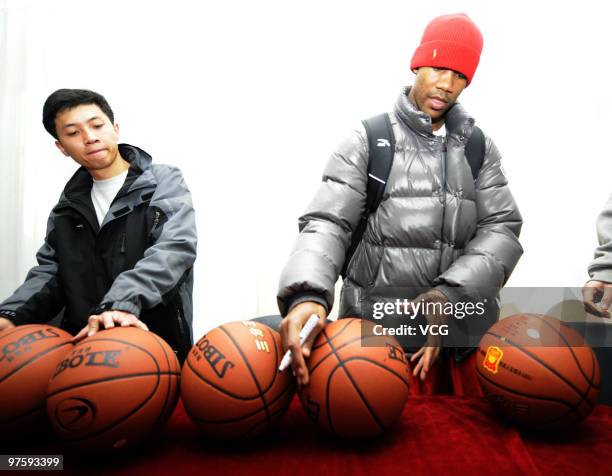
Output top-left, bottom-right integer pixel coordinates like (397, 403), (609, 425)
(8, 396), (611, 476)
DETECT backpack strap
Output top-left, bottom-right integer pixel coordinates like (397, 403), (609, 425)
(465, 126), (485, 181)
(341, 119), (486, 279)
(341, 113), (395, 278)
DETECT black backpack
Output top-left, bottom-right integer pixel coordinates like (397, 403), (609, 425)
(341, 113), (485, 278)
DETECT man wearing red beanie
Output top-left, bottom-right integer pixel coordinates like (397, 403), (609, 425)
(277, 13), (523, 393)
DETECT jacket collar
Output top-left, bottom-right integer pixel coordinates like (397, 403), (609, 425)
(60, 143), (153, 202)
(394, 86), (475, 141)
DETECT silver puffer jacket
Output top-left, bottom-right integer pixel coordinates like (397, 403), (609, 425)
(278, 87), (523, 342)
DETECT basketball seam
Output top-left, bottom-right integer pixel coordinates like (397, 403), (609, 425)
(184, 359), (265, 401)
(0, 341), (73, 385)
(149, 333), (177, 433)
(56, 371), (163, 443)
(323, 327), (387, 436)
(476, 366), (580, 410)
(189, 378), (295, 424)
(485, 330), (595, 410)
(530, 314), (599, 388)
(309, 333), (387, 378)
(0, 402), (46, 425)
(311, 318), (356, 351)
(219, 325), (272, 426)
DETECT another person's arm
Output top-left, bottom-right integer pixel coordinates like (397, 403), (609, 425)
(583, 194), (612, 317)
(0, 214), (65, 329)
(277, 126), (369, 385)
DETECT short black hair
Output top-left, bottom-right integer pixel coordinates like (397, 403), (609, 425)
(42, 89), (115, 139)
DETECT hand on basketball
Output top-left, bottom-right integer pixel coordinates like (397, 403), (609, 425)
(582, 280), (612, 318)
(280, 301), (327, 386)
(409, 288), (448, 381)
(0, 317), (16, 332)
(72, 310), (149, 343)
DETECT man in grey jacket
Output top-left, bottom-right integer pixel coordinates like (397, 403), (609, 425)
(583, 194), (612, 317)
(277, 13), (523, 386)
(0, 89), (197, 362)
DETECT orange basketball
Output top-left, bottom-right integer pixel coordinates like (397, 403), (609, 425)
(476, 314), (600, 430)
(46, 327), (180, 451)
(0, 325), (73, 437)
(299, 318), (410, 439)
(181, 321), (295, 439)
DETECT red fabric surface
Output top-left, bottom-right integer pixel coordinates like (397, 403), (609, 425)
(7, 354), (611, 475)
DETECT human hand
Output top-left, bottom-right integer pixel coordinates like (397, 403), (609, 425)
(279, 301), (327, 386)
(0, 317), (16, 332)
(409, 289), (448, 381)
(72, 310), (149, 343)
(582, 280), (612, 318)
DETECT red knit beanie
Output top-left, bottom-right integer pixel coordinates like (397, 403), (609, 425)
(410, 13), (483, 86)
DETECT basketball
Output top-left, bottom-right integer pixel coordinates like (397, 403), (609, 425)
(46, 327), (180, 451)
(181, 320), (295, 439)
(0, 325), (73, 437)
(476, 313), (600, 430)
(299, 318), (410, 439)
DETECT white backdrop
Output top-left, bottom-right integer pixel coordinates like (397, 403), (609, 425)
(1, 0), (611, 340)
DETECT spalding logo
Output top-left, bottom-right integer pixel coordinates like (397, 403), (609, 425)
(483, 346), (504, 374)
(55, 397), (96, 431)
(0, 328), (62, 363)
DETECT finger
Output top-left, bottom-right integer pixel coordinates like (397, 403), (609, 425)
(301, 322), (323, 358)
(582, 285), (598, 305)
(286, 322), (309, 386)
(102, 313), (115, 330)
(72, 325), (89, 343)
(134, 319), (149, 331)
(88, 316), (100, 337)
(584, 300), (608, 318)
(410, 347), (424, 362)
(600, 287), (612, 313)
(412, 356), (423, 377)
(120, 317), (131, 327)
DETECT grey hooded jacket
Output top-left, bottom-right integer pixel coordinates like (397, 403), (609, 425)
(588, 194), (612, 283)
(277, 87), (523, 350)
(0, 144), (197, 361)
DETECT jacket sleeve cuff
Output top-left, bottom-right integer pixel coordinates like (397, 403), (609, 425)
(91, 301), (142, 317)
(434, 284), (463, 305)
(0, 309), (41, 326)
(284, 292), (329, 317)
(588, 271), (612, 284)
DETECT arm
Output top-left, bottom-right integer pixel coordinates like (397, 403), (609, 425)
(434, 134), (523, 303)
(96, 165), (197, 316)
(277, 125), (369, 316)
(583, 195), (612, 317)
(0, 215), (65, 326)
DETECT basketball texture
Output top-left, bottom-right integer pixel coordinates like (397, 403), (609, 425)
(181, 321), (295, 439)
(476, 313), (600, 430)
(46, 327), (180, 451)
(299, 318), (411, 439)
(0, 325), (73, 437)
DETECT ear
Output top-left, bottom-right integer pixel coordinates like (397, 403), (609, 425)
(55, 140), (69, 157)
(113, 123), (120, 136)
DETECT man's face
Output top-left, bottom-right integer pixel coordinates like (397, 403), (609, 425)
(54, 103), (120, 175)
(408, 67), (467, 123)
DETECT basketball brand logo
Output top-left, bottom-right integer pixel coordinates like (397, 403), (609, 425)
(386, 343), (406, 363)
(242, 321), (270, 353)
(195, 337), (235, 378)
(0, 328), (61, 363)
(55, 397), (96, 431)
(53, 347), (122, 378)
(483, 346), (504, 374)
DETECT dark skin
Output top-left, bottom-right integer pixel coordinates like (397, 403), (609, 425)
(282, 66), (468, 386)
